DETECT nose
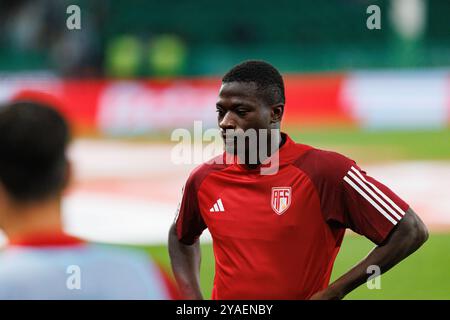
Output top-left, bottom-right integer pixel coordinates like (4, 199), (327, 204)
(219, 111), (237, 131)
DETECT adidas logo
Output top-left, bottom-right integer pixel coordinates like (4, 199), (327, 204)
(210, 198), (225, 212)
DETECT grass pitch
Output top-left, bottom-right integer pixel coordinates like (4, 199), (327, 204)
(140, 233), (450, 300)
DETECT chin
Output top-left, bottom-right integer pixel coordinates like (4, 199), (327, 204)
(224, 145), (238, 156)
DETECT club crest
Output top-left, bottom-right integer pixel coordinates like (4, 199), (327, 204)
(271, 187), (292, 215)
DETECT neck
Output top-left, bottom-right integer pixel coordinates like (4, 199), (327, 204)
(242, 130), (283, 169)
(1, 198), (64, 240)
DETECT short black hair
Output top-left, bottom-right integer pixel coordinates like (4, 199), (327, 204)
(0, 101), (70, 202)
(222, 60), (285, 105)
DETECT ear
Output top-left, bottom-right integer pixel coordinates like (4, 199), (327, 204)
(270, 103), (284, 124)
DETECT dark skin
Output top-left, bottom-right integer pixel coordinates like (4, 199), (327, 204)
(216, 82), (284, 167)
(168, 81), (429, 300)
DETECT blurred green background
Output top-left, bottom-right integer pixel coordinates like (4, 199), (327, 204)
(1, 0), (449, 77)
(142, 233), (450, 300)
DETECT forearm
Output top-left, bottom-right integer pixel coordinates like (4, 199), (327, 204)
(168, 224), (203, 300)
(328, 209), (428, 299)
(329, 238), (417, 298)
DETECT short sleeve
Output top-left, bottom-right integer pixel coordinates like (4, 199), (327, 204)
(296, 149), (410, 245)
(174, 173), (207, 245)
(338, 163), (410, 244)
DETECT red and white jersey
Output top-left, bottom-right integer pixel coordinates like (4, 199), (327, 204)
(175, 133), (409, 300)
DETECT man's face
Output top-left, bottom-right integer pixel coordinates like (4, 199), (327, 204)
(216, 81), (274, 160)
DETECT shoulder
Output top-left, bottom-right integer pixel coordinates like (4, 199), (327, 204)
(292, 147), (355, 184)
(88, 244), (148, 259)
(185, 154), (230, 191)
(84, 244), (160, 274)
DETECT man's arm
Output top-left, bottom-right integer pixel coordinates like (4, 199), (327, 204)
(310, 207), (428, 300)
(168, 223), (203, 300)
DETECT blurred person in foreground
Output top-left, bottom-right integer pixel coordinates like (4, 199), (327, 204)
(169, 60), (429, 300)
(0, 101), (178, 299)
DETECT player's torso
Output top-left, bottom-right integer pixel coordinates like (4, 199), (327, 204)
(199, 163), (320, 241)
(197, 162), (341, 299)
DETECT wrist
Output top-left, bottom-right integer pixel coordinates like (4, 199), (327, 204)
(327, 282), (346, 300)
(179, 285), (203, 300)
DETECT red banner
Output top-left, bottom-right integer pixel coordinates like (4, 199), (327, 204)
(2, 71), (448, 135)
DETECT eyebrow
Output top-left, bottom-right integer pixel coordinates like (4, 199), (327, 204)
(216, 101), (254, 109)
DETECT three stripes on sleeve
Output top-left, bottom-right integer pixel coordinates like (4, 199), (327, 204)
(343, 166), (406, 225)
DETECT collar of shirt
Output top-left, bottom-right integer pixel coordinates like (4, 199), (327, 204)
(8, 231), (85, 247)
(229, 132), (309, 173)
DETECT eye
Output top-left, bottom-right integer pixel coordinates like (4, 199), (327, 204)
(235, 109), (249, 117)
(216, 108), (225, 117)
